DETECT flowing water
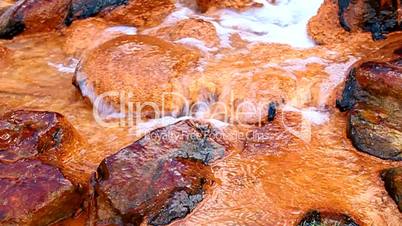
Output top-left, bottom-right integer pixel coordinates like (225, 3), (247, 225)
(0, 0), (402, 225)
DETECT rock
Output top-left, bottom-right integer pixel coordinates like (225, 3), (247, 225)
(100, 0), (175, 28)
(0, 110), (84, 225)
(63, 18), (136, 56)
(336, 45), (402, 160)
(0, 0), (71, 39)
(196, 0), (262, 13)
(0, 0), (152, 39)
(382, 167), (402, 212)
(297, 210), (359, 226)
(74, 35), (199, 118)
(0, 160), (82, 226)
(152, 18), (220, 48)
(66, 0), (128, 24)
(0, 110), (82, 171)
(337, 0), (401, 40)
(90, 120), (226, 225)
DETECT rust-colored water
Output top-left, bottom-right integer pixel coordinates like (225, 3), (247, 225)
(1, 2), (402, 226)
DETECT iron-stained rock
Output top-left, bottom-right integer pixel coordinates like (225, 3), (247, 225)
(91, 120), (225, 225)
(336, 45), (402, 160)
(0, 110), (85, 225)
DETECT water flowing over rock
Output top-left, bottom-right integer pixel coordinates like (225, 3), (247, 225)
(382, 167), (402, 212)
(336, 45), (402, 160)
(90, 120), (226, 225)
(74, 35), (199, 119)
(0, 110), (84, 225)
(196, 0), (263, 12)
(0, 44), (10, 67)
(297, 210), (359, 226)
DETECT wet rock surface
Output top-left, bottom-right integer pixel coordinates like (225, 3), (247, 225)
(298, 210), (359, 226)
(62, 18), (135, 56)
(0, 0), (156, 39)
(74, 35), (199, 118)
(0, 0), (70, 39)
(153, 18), (220, 48)
(338, 0), (401, 40)
(0, 110), (84, 225)
(309, 0), (401, 45)
(91, 120), (225, 225)
(100, 0), (175, 28)
(382, 167), (402, 212)
(0, 44), (10, 67)
(66, 0), (128, 24)
(336, 45), (402, 160)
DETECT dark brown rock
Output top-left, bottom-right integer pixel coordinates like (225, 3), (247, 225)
(0, 110), (85, 225)
(336, 45), (402, 160)
(91, 120), (225, 225)
(298, 210), (359, 226)
(382, 167), (402, 212)
(338, 0), (401, 40)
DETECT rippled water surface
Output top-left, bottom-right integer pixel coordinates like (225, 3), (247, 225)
(1, 1), (402, 225)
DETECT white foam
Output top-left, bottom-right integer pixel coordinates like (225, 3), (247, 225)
(104, 26), (137, 35)
(282, 105), (329, 125)
(142, 0), (323, 49)
(175, 38), (218, 52)
(214, 0), (323, 48)
(48, 58), (79, 73)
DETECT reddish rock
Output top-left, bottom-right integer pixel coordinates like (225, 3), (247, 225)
(0, 110), (85, 225)
(0, 160), (82, 226)
(90, 120), (226, 225)
(336, 45), (402, 160)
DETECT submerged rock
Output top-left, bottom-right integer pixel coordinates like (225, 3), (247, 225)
(74, 35), (199, 118)
(90, 120), (226, 225)
(0, 44), (10, 67)
(0, 110), (84, 225)
(336, 46), (402, 160)
(298, 210), (359, 226)
(382, 167), (402, 212)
